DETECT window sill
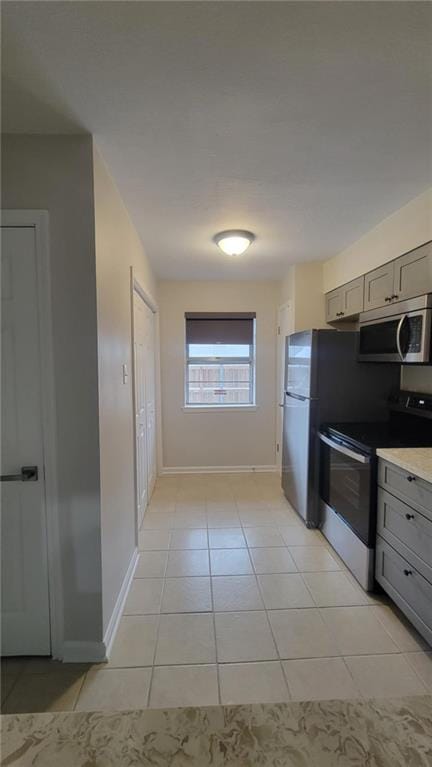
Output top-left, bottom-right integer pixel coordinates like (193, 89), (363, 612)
(183, 405), (258, 413)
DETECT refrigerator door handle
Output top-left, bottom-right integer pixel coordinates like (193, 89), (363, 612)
(319, 433), (370, 464)
(286, 391), (307, 401)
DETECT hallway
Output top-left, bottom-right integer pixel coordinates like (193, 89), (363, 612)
(3, 473), (431, 713)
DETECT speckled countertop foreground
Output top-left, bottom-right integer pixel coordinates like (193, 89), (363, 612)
(1, 695), (432, 766)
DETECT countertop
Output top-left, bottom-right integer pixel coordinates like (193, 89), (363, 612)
(376, 447), (432, 484)
(1, 696), (432, 767)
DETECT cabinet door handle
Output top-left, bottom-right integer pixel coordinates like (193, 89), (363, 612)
(405, 513), (415, 520)
(406, 475), (416, 482)
(403, 569), (413, 576)
(384, 296), (392, 302)
(391, 294), (399, 300)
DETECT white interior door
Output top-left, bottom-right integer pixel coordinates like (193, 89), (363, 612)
(133, 292), (156, 528)
(133, 295), (149, 529)
(1, 226), (51, 655)
(144, 307), (156, 498)
(276, 302), (294, 471)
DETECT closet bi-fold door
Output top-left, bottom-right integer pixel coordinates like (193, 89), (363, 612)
(133, 292), (156, 529)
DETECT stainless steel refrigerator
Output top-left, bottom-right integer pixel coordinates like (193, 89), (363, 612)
(281, 330), (399, 527)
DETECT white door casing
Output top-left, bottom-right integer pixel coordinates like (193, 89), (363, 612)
(1, 226), (51, 655)
(276, 302), (294, 471)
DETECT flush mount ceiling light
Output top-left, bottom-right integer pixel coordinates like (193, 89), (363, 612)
(213, 230), (255, 256)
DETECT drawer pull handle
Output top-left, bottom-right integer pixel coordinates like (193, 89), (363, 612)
(406, 475), (416, 482)
(405, 513), (415, 520)
(403, 569), (413, 576)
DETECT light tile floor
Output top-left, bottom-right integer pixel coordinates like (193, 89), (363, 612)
(2, 472), (431, 713)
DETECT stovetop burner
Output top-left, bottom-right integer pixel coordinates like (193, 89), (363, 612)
(323, 390), (432, 455)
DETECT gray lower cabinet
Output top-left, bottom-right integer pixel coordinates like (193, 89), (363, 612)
(325, 276), (364, 322)
(378, 459), (432, 518)
(393, 241), (432, 303)
(376, 536), (432, 646)
(364, 263), (395, 311)
(376, 459), (432, 647)
(377, 488), (432, 584)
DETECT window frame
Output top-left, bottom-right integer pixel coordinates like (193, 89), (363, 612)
(184, 322), (256, 408)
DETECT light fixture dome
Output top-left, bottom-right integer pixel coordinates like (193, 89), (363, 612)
(214, 229), (255, 256)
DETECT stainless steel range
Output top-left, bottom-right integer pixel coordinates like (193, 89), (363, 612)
(319, 391), (432, 590)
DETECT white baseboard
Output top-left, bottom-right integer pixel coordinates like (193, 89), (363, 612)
(160, 465), (278, 475)
(62, 641), (107, 664)
(103, 547), (139, 659)
(61, 548), (139, 663)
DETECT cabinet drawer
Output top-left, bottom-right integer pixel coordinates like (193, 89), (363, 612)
(377, 488), (432, 583)
(376, 536), (432, 645)
(378, 460), (432, 519)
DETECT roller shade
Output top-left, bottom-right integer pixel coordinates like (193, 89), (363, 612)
(185, 312), (256, 345)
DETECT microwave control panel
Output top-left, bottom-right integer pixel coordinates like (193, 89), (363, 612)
(407, 316), (423, 353)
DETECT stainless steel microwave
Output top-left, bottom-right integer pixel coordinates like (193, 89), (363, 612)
(358, 295), (432, 363)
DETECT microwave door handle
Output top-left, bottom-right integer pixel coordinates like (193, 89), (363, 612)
(319, 433), (370, 464)
(396, 314), (408, 361)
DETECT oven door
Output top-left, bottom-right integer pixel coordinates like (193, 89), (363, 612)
(358, 309), (431, 363)
(319, 433), (375, 546)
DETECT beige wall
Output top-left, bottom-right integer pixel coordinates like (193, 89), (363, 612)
(93, 147), (158, 634)
(323, 188), (432, 292)
(401, 367), (432, 395)
(159, 281), (278, 469)
(280, 262), (327, 331)
(2, 135), (103, 645)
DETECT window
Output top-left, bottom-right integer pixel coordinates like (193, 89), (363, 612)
(185, 313), (256, 407)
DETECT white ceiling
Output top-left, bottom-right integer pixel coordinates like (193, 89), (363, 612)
(2, 2), (432, 279)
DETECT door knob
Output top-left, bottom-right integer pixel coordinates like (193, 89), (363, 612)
(0, 466), (38, 482)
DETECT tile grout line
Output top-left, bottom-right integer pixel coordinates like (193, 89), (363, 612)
(208, 555), (222, 705)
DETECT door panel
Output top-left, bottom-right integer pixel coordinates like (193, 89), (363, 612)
(276, 304), (293, 469)
(133, 293), (157, 528)
(281, 395), (310, 521)
(286, 331), (313, 399)
(394, 242), (432, 302)
(133, 297), (149, 529)
(364, 263), (394, 311)
(1, 226), (51, 655)
(344, 276), (364, 317)
(325, 289), (343, 322)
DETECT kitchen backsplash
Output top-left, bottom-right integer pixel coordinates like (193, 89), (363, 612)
(401, 366), (432, 394)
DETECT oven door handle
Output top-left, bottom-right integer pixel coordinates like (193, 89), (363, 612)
(319, 433), (370, 464)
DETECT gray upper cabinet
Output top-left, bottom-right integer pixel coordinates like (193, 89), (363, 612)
(393, 241), (432, 303)
(325, 276), (364, 323)
(343, 276), (364, 317)
(363, 263), (395, 312)
(325, 288), (343, 322)
(325, 240), (431, 321)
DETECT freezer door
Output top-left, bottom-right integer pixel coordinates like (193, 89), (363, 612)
(285, 331), (314, 399)
(281, 393), (311, 522)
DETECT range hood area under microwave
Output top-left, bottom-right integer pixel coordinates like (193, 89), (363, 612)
(358, 294), (432, 364)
